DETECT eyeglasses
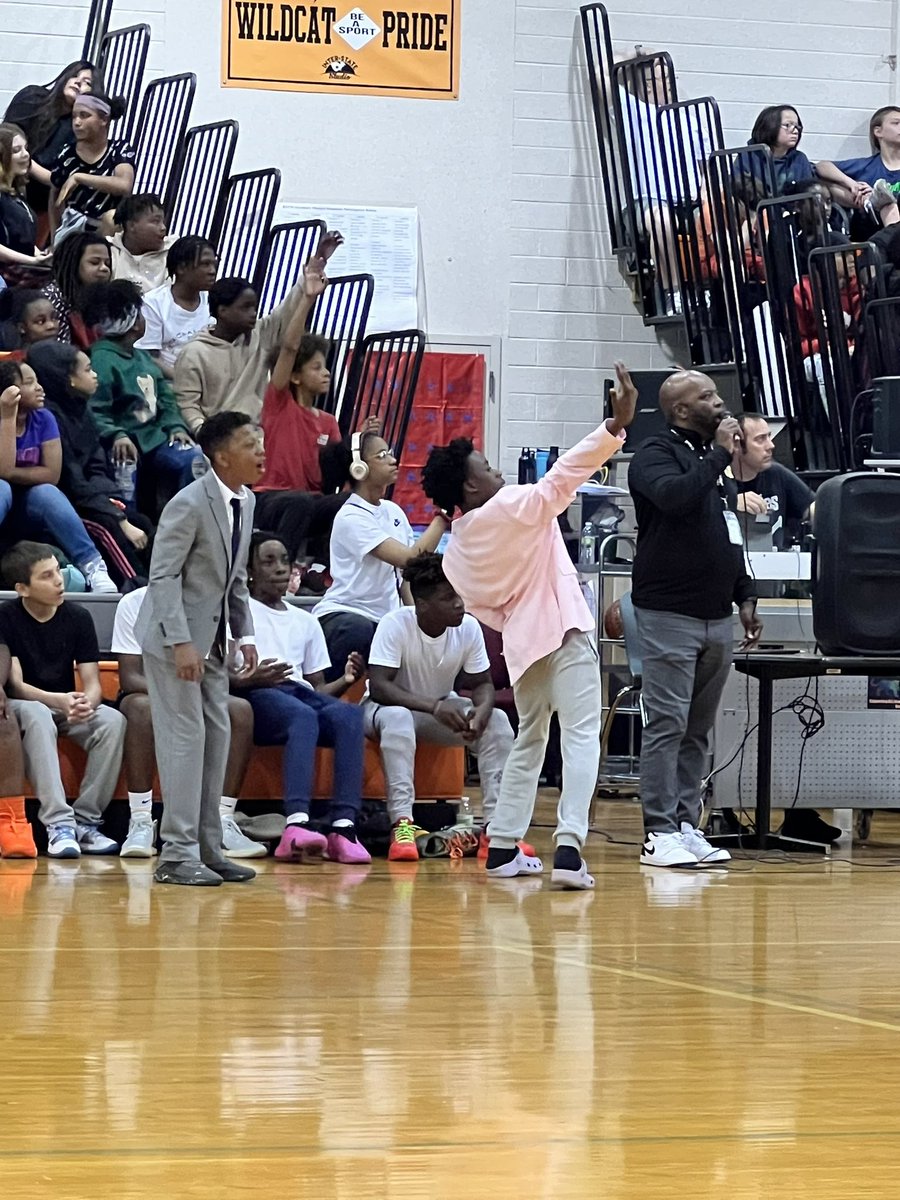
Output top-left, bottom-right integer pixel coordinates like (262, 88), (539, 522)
(367, 448), (394, 461)
(780, 122), (802, 133)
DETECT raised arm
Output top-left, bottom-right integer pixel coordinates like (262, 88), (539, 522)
(269, 258), (328, 391)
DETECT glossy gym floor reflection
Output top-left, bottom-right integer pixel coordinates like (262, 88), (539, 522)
(2, 801), (899, 1199)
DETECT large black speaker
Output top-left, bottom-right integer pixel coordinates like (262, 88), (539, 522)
(813, 471), (900, 654)
(871, 376), (900, 458)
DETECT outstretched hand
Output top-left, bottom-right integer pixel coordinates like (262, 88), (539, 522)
(316, 230), (344, 262)
(303, 255), (328, 298)
(607, 361), (638, 435)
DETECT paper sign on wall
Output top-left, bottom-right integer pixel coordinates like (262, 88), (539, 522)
(278, 202), (420, 332)
(222, 1), (460, 99)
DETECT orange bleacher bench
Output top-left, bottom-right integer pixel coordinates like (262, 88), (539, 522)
(24, 662), (465, 804)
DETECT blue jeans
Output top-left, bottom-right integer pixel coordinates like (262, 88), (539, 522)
(139, 441), (204, 495)
(246, 683), (365, 823)
(0, 481), (98, 566)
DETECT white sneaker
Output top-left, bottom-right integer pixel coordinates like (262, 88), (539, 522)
(221, 814), (268, 859)
(680, 822), (731, 865)
(47, 823), (81, 859)
(120, 813), (157, 858)
(82, 558), (118, 594)
(639, 830), (699, 868)
(76, 823), (119, 855)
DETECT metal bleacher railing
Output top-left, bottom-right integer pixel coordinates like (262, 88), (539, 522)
(98, 24), (150, 143)
(132, 73), (196, 202)
(83, 0), (114, 66)
(309, 274), (375, 417)
(341, 330), (427, 479)
(214, 168), (282, 282)
(165, 120), (239, 241)
(256, 220), (327, 316)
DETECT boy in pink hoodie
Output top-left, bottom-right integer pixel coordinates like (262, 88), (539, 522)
(422, 364), (636, 889)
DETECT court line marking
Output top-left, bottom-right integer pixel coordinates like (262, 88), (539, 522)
(497, 942), (900, 1033)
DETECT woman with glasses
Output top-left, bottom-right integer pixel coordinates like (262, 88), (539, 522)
(312, 432), (449, 681)
(746, 105), (817, 193)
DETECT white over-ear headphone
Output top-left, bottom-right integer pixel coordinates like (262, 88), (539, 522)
(350, 431), (369, 482)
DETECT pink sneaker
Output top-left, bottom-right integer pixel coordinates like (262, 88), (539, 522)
(324, 831), (372, 865)
(274, 825), (328, 862)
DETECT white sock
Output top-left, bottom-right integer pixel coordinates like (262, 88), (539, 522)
(286, 813), (309, 827)
(220, 796), (238, 817)
(128, 790), (153, 816)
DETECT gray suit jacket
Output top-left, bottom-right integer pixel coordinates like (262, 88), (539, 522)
(136, 468), (255, 659)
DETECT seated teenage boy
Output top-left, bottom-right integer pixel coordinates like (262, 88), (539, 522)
(232, 531), (370, 865)
(363, 553), (517, 863)
(0, 643), (35, 858)
(0, 540), (126, 858)
(111, 586), (260, 859)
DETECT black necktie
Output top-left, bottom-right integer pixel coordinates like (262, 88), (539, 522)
(230, 497), (242, 565)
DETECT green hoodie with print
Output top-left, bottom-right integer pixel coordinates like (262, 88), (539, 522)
(89, 337), (190, 454)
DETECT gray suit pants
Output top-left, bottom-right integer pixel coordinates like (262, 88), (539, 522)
(635, 607), (733, 835)
(142, 648), (231, 864)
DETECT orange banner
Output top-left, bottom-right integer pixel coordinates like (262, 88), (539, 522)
(222, 1), (460, 99)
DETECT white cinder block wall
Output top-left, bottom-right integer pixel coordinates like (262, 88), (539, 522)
(1, 0), (897, 473)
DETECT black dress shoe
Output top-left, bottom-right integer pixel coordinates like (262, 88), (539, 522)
(781, 809), (842, 844)
(205, 859), (257, 883)
(154, 861), (223, 886)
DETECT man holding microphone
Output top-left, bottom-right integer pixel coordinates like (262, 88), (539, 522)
(629, 371), (763, 867)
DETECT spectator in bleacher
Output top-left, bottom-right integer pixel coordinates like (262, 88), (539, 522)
(136, 236), (217, 379)
(4, 60), (96, 236)
(785, 180), (851, 273)
(313, 432), (450, 681)
(0, 288), (60, 352)
(49, 92), (134, 244)
(84, 280), (203, 512)
(0, 359), (117, 592)
(0, 655), (34, 858)
(254, 257), (348, 567)
(111, 585), (258, 859)
(233, 531), (370, 865)
(42, 230), (111, 347)
(0, 124), (53, 287)
(364, 553), (515, 864)
(793, 252), (860, 359)
(0, 539), (126, 858)
(28, 339), (154, 586)
(746, 106), (814, 193)
(174, 230), (344, 432)
(109, 193), (173, 294)
(816, 106), (900, 218)
(616, 49), (705, 315)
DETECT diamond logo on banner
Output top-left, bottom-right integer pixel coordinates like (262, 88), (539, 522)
(335, 9), (381, 52)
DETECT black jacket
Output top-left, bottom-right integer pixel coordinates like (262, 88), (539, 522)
(629, 426), (756, 620)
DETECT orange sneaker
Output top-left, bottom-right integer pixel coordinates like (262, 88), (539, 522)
(477, 831), (537, 861)
(0, 801), (38, 859)
(388, 819), (420, 862)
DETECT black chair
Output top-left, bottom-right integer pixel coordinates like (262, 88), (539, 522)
(132, 73), (196, 203)
(342, 330), (426, 473)
(98, 24), (151, 142)
(215, 168), (281, 283)
(255, 220), (326, 316)
(309, 274), (374, 417)
(166, 121), (239, 240)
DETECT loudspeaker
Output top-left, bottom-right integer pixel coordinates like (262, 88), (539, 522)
(812, 471), (900, 654)
(871, 377), (900, 458)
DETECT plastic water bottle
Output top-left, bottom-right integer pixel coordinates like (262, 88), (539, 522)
(458, 796), (474, 829)
(114, 460), (136, 503)
(546, 445), (560, 470)
(581, 521), (595, 566)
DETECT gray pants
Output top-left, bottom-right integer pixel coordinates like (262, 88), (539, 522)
(142, 648), (230, 865)
(490, 631), (602, 851)
(635, 608), (733, 834)
(11, 699), (125, 829)
(362, 695), (514, 826)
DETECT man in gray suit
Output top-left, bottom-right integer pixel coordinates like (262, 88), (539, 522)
(136, 412), (264, 885)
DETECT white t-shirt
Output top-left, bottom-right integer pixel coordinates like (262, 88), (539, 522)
(314, 494), (415, 623)
(368, 608), (489, 703)
(111, 586), (147, 655)
(241, 597), (331, 686)
(137, 283), (212, 368)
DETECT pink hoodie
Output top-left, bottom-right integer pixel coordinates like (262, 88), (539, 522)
(442, 421), (625, 684)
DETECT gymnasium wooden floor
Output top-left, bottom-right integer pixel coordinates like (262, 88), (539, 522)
(4, 797), (900, 1199)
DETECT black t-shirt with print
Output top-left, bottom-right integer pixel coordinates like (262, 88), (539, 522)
(0, 598), (99, 694)
(733, 462), (814, 549)
(50, 141), (136, 220)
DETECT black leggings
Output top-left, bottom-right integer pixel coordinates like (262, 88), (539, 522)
(317, 611), (377, 683)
